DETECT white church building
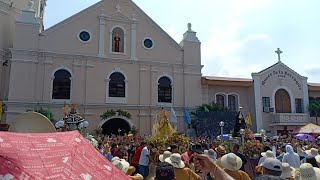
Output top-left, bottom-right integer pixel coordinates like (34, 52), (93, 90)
(1, 0), (319, 136)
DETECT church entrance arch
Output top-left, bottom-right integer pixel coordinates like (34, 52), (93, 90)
(98, 116), (133, 136)
(275, 89), (291, 113)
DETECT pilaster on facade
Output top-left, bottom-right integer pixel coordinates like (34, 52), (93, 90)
(302, 77), (309, 114)
(130, 15), (137, 61)
(98, 13), (106, 58)
(252, 74), (262, 131)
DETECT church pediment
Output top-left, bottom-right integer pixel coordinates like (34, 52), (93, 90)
(252, 61), (307, 91)
(107, 11), (134, 23)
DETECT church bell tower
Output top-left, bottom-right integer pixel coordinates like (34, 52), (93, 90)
(4, 0), (46, 30)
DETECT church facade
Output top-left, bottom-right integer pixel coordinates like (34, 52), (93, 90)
(0, 0), (319, 136)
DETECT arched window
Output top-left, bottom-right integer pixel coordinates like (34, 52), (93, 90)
(216, 94), (225, 108)
(158, 77), (172, 103)
(52, 69), (71, 100)
(228, 94), (238, 111)
(109, 72), (125, 97)
(112, 27), (124, 53)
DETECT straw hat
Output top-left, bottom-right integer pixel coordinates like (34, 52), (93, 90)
(306, 148), (319, 157)
(165, 153), (185, 169)
(112, 159), (130, 173)
(261, 150), (275, 158)
(159, 151), (172, 162)
(221, 153), (242, 171)
(295, 163), (320, 180)
(281, 163), (295, 179)
(215, 145), (227, 155)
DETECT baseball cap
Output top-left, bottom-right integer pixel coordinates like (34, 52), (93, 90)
(262, 157), (283, 172)
(156, 162), (175, 180)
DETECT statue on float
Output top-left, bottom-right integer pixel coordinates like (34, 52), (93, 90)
(152, 107), (176, 137)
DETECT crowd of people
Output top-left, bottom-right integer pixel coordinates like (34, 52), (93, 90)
(93, 133), (320, 180)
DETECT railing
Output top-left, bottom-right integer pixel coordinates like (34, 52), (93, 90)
(272, 113), (309, 124)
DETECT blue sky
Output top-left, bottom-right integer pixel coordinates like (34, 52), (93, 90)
(44, 0), (320, 82)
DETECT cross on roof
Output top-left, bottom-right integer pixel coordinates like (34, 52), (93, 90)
(275, 48), (283, 62)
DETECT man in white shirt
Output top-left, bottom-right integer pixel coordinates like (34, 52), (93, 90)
(138, 142), (155, 178)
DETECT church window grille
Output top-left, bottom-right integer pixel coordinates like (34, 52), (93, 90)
(228, 95), (237, 111)
(158, 77), (172, 103)
(52, 69), (71, 100)
(295, 98), (304, 113)
(216, 94), (225, 108)
(109, 72), (125, 97)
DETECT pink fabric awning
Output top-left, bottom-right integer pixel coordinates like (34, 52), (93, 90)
(0, 131), (130, 179)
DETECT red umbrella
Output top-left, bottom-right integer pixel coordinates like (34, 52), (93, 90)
(0, 131), (130, 179)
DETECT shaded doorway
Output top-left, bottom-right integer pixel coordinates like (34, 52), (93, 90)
(275, 89), (291, 113)
(101, 118), (131, 136)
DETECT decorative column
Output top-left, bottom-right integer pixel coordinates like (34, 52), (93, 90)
(130, 14), (137, 60)
(302, 77), (309, 114)
(252, 74), (262, 132)
(98, 12), (106, 57)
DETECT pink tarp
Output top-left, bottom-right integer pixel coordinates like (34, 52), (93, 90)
(0, 131), (130, 180)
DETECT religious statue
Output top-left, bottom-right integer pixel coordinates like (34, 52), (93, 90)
(152, 108), (175, 137)
(62, 102), (71, 117)
(114, 33), (121, 52)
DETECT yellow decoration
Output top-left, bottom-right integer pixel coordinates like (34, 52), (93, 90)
(245, 112), (252, 127)
(148, 108), (189, 153)
(62, 103), (71, 116)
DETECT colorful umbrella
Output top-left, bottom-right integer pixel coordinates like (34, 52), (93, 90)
(291, 123), (320, 134)
(294, 133), (316, 142)
(0, 131), (130, 179)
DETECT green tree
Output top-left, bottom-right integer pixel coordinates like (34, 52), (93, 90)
(190, 103), (230, 129)
(308, 101), (320, 125)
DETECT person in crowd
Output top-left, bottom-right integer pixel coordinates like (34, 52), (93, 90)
(165, 153), (201, 180)
(294, 163), (320, 180)
(233, 144), (247, 171)
(114, 142), (128, 160)
(282, 144), (300, 168)
(221, 153), (251, 180)
(258, 150), (275, 165)
(138, 142), (155, 178)
(204, 149), (216, 162)
(154, 162), (175, 180)
(280, 163), (295, 180)
(194, 153), (234, 180)
(201, 142), (209, 151)
(304, 148), (319, 167)
(180, 147), (194, 168)
(159, 151), (172, 162)
(260, 157), (283, 176)
(105, 143), (117, 161)
(170, 144), (179, 153)
(132, 142), (146, 168)
(215, 145), (227, 168)
(110, 143), (118, 157)
(276, 146), (286, 161)
(112, 158), (144, 180)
